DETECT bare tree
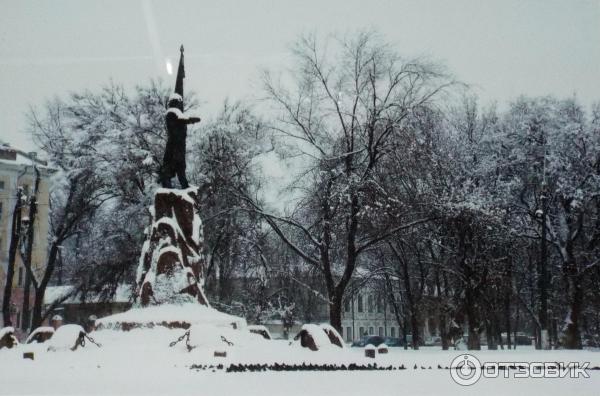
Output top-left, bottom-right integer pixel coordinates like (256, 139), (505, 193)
(256, 31), (454, 331)
(2, 187), (24, 327)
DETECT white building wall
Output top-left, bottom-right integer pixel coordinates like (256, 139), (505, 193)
(340, 291), (401, 342)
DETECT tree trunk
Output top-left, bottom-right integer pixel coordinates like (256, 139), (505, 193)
(328, 191), (359, 334)
(442, 271), (453, 350)
(402, 320), (409, 350)
(21, 167), (41, 332)
(465, 286), (481, 350)
(404, 269), (419, 350)
(561, 228), (583, 350)
(551, 318), (559, 349)
(435, 272), (450, 350)
(329, 292), (343, 333)
(31, 286), (46, 330)
(496, 322), (504, 350)
(384, 274), (406, 348)
(440, 315), (450, 350)
(390, 241), (420, 349)
(21, 275), (31, 331)
(486, 320), (498, 350)
(504, 258), (512, 350)
(563, 270), (583, 349)
(2, 189), (22, 327)
(514, 303), (520, 350)
(456, 220), (481, 350)
(31, 241), (59, 329)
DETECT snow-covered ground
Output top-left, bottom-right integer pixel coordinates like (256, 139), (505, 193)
(1, 325), (598, 396)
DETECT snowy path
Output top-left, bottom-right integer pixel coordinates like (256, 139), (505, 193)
(2, 366), (599, 396)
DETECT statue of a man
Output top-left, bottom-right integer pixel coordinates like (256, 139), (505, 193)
(159, 93), (200, 189)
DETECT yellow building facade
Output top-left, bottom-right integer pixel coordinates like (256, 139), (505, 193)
(0, 144), (53, 332)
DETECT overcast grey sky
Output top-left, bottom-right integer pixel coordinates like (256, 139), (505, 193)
(1, 0), (599, 151)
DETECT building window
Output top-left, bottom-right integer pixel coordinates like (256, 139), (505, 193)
(344, 298), (350, 313)
(0, 202), (3, 222)
(359, 327), (365, 337)
(376, 297), (383, 313)
(346, 326), (352, 342)
(379, 327), (384, 336)
(18, 267), (23, 286)
(368, 295), (373, 313)
(368, 326), (374, 335)
(391, 327), (396, 337)
(0, 180), (4, 190)
(357, 295), (363, 313)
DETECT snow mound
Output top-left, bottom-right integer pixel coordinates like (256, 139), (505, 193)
(320, 323), (344, 348)
(303, 324), (331, 349)
(95, 303), (246, 331)
(294, 324), (343, 351)
(186, 323), (263, 351)
(0, 326), (18, 349)
(26, 327), (55, 344)
(247, 325), (272, 340)
(0, 326), (15, 339)
(47, 325), (85, 351)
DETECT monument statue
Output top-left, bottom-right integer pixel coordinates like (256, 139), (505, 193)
(134, 45), (209, 308)
(160, 45), (201, 189)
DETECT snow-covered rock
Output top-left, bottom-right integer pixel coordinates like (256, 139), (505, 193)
(293, 324), (344, 351)
(47, 325), (86, 351)
(320, 324), (344, 348)
(247, 325), (272, 340)
(26, 327), (55, 344)
(0, 327), (18, 349)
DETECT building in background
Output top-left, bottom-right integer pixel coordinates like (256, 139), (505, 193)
(341, 289), (399, 342)
(43, 284), (133, 330)
(0, 143), (53, 335)
(340, 276), (439, 344)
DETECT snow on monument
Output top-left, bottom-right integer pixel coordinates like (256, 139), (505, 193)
(136, 186), (208, 306)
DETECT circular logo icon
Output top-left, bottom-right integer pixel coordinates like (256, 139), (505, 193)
(450, 354), (482, 386)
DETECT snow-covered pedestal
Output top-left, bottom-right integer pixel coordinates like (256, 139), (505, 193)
(136, 187), (208, 307)
(95, 303), (246, 331)
(97, 187), (247, 331)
